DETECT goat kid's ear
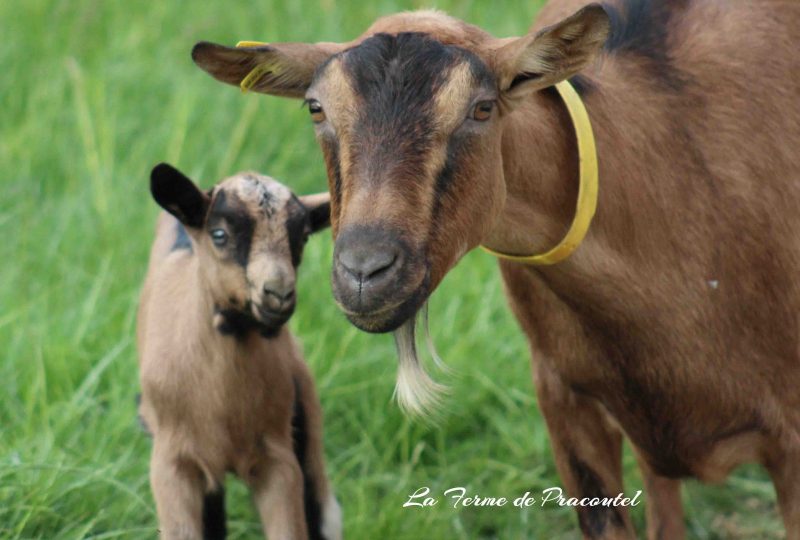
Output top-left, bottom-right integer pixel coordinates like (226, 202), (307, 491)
(298, 192), (331, 233)
(494, 4), (610, 102)
(150, 163), (210, 229)
(191, 41), (342, 98)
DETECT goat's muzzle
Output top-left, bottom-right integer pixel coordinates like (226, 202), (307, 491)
(332, 225), (429, 333)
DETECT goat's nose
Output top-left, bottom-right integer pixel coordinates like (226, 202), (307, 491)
(262, 283), (295, 311)
(334, 228), (404, 300)
(337, 244), (398, 282)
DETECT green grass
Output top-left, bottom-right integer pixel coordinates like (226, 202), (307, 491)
(0, 0), (783, 538)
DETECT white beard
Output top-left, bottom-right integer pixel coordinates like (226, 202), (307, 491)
(392, 303), (447, 418)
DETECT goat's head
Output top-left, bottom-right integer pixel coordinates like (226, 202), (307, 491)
(192, 6), (609, 334)
(150, 163), (330, 336)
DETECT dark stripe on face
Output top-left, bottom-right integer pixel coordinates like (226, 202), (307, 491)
(464, 49), (496, 89)
(291, 378), (324, 540)
(207, 190), (255, 267)
(337, 32), (496, 219)
(320, 137), (342, 217)
(344, 32), (455, 107)
(171, 220), (192, 253)
(342, 33), (459, 182)
(428, 131), (474, 241)
(434, 136), (468, 199)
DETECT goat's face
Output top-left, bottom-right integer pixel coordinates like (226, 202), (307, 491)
(150, 164), (330, 335)
(306, 34), (507, 333)
(192, 6), (610, 333)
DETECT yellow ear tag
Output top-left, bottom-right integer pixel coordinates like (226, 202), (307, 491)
(236, 41), (269, 48)
(235, 41), (274, 94)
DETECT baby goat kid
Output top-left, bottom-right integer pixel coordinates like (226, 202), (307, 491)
(137, 163), (341, 540)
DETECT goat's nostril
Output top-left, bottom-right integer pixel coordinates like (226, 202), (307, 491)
(339, 247), (399, 281)
(366, 253), (396, 278)
(263, 286), (295, 304)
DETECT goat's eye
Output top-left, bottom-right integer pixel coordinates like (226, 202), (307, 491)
(472, 100), (494, 121)
(210, 229), (228, 246)
(307, 100), (326, 123)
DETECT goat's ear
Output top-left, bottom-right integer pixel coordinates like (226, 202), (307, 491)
(494, 4), (610, 101)
(150, 163), (210, 229)
(191, 41), (342, 98)
(298, 192), (331, 233)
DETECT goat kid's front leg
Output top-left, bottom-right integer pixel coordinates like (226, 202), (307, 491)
(251, 441), (308, 540)
(536, 365), (636, 540)
(150, 443), (207, 540)
(293, 364), (342, 540)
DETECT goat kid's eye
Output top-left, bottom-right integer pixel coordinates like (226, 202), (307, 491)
(307, 100), (326, 123)
(210, 229), (228, 246)
(472, 100), (495, 122)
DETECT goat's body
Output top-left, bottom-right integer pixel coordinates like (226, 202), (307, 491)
(494, 0), (800, 536)
(189, 2), (800, 535)
(138, 213), (339, 540)
(139, 228), (296, 482)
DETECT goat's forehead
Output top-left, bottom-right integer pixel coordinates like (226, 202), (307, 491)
(316, 32), (495, 104)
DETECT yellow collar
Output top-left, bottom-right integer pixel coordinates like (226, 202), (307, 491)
(481, 80), (599, 265)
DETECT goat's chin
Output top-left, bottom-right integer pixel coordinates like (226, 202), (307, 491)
(342, 278), (430, 334)
(214, 306), (288, 339)
(345, 298), (421, 333)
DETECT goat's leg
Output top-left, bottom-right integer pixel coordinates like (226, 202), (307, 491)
(767, 449), (800, 538)
(292, 363), (342, 540)
(251, 441), (308, 540)
(535, 364), (636, 540)
(633, 449), (685, 540)
(149, 443), (205, 540)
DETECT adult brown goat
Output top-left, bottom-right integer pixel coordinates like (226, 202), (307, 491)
(192, 1), (800, 538)
(137, 164), (340, 540)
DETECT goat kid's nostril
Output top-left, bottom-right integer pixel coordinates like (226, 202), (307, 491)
(262, 286), (295, 308)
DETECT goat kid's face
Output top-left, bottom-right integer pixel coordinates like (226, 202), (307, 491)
(193, 5), (610, 333)
(150, 164), (330, 335)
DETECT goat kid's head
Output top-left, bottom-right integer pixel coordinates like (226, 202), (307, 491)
(192, 6), (609, 334)
(150, 163), (330, 336)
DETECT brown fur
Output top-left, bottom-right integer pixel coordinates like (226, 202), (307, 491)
(138, 167), (340, 540)
(192, 2), (800, 537)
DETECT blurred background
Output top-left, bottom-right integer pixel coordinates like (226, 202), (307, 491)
(0, 0), (782, 537)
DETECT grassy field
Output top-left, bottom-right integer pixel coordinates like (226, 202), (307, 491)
(0, 0), (784, 538)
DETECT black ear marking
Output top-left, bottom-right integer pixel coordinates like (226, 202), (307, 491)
(298, 193), (331, 233)
(308, 201), (330, 233)
(150, 163), (210, 229)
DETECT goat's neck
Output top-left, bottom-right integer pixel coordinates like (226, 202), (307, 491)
(186, 258), (223, 338)
(485, 89), (584, 258)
